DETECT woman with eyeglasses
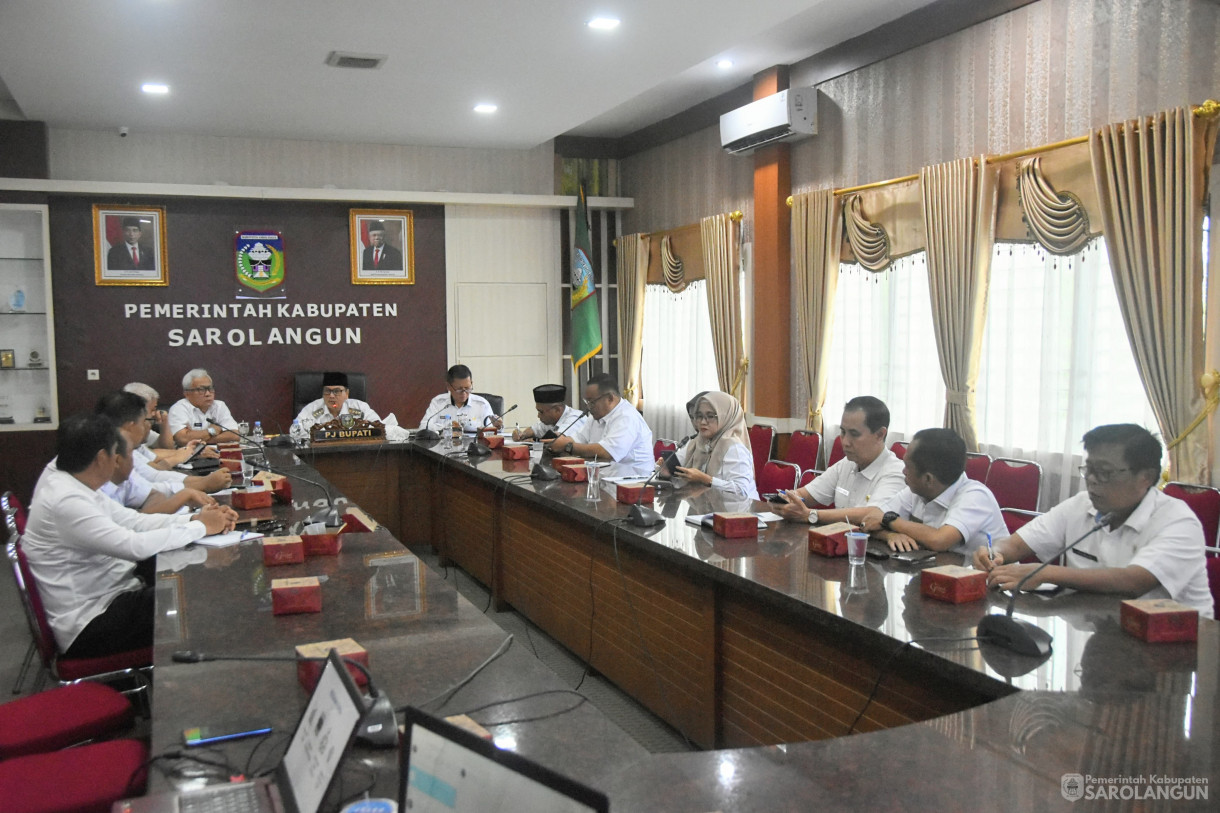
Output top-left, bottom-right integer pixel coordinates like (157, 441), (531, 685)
(664, 391), (756, 498)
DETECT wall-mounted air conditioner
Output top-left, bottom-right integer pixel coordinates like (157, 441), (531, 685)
(719, 87), (817, 155)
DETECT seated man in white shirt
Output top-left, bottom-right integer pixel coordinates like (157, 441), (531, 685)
(167, 368), (241, 445)
(547, 373), (654, 478)
(295, 371), (382, 431)
(122, 381), (176, 451)
(861, 427), (1006, 555)
(419, 364), (502, 433)
(776, 396), (906, 525)
(22, 415), (237, 658)
(974, 424), (1214, 618)
(511, 384), (588, 441)
(98, 390), (230, 500)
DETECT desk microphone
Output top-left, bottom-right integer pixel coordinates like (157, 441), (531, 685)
(171, 650), (397, 747)
(262, 418), (295, 448)
(556, 408), (589, 437)
(415, 404), (449, 441)
(256, 460), (343, 527)
(484, 403), (518, 427)
(627, 459), (666, 527)
(208, 418), (262, 452)
(976, 512), (1113, 657)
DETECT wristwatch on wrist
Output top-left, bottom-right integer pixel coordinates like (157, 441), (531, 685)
(806, 509), (820, 525)
(207, 426), (217, 437)
(564, 441), (574, 455)
(880, 511), (900, 532)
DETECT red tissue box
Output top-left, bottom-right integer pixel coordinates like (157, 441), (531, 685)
(219, 448), (243, 461)
(271, 577), (321, 615)
(920, 565), (988, 604)
(341, 507), (379, 534)
(262, 535), (304, 566)
(295, 638), (369, 690)
(251, 472), (292, 503)
(483, 435), (505, 449)
(302, 530), (343, 556)
(616, 483), (655, 505)
(500, 444), (530, 460)
(712, 512), (758, 539)
(231, 489), (273, 510)
(550, 456), (583, 473)
(560, 464), (588, 483)
(807, 522), (854, 557)
(1120, 599), (1199, 643)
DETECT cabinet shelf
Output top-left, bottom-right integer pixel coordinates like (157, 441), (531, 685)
(0, 203), (58, 433)
(1, 311), (48, 316)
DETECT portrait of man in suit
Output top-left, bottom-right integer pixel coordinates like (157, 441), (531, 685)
(361, 220), (404, 271)
(107, 216), (155, 271)
(94, 206), (167, 285)
(351, 209), (414, 284)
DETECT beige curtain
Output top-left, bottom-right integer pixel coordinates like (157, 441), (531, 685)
(1090, 105), (1220, 481)
(792, 189), (842, 432)
(616, 233), (650, 407)
(920, 156), (999, 450)
(701, 213), (748, 409)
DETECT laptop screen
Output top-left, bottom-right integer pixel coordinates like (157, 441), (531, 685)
(281, 651), (366, 813)
(400, 706), (609, 813)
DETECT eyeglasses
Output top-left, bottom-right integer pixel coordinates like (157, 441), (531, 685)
(186, 386), (215, 393)
(693, 412), (719, 423)
(581, 393), (610, 409)
(322, 387), (348, 396)
(144, 416), (157, 424)
(448, 386), (473, 394)
(1078, 465), (1131, 483)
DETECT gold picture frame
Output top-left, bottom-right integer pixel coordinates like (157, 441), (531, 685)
(350, 208), (414, 285)
(93, 204), (169, 286)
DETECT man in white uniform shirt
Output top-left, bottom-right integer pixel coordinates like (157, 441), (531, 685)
(22, 415), (237, 658)
(975, 424), (1213, 617)
(295, 371), (382, 431)
(776, 396), (906, 525)
(862, 427), (1006, 556)
(547, 373), (653, 478)
(167, 368), (240, 445)
(419, 364), (502, 433)
(511, 384), (588, 441)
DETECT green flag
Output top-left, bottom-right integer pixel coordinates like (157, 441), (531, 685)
(570, 185), (602, 370)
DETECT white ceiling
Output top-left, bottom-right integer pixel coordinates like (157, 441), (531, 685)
(0, 0), (939, 150)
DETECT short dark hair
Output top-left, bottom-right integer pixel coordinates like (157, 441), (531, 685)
(907, 428), (966, 485)
(843, 396), (890, 433)
(446, 364), (472, 383)
(1082, 424), (1162, 476)
(587, 373), (620, 397)
(94, 390), (148, 427)
(57, 414), (121, 474)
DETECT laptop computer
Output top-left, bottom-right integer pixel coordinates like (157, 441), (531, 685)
(399, 706), (610, 813)
(116, 650), (366, 813)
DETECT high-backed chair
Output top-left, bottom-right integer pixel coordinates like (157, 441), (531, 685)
(0, 738), (148, 813)
(747, 425), (775, 478)
(798, 469), (817, 489)
(0, 682), (134, 759)
(474, 392), (505, 418)
(826, 435), (845, 468)
(1000, 507), (1041, 536)
(2, 491), (26, 536)
(784, 430), (821, 476)
(291, 371), (369, 419)
(985, 457), (1042, 511)
(757, 460), (800, 498)
(1207, 548), (1220, 616)
(965, 452), (992, 483)
(1163, 482), (1220, 548)
(891, 440), (908, 460)
(6, 539), (151, 706)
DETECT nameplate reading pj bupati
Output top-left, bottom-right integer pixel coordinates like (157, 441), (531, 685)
(310, 417), (386, 445)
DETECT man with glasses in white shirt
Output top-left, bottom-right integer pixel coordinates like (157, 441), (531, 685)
(546, 373), (653, 478)
(975, 423), (1213, 617)
(167, 368), (240, 445)
(419, 364), (502, 434)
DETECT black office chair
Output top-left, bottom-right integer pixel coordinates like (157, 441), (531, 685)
(475, 392), (504, 418)
(292, 372), (369, 418)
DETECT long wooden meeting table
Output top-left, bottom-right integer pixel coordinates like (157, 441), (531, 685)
(149, 438), (1218, 811)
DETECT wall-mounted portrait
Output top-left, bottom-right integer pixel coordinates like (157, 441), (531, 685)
(93, 204), (168, 286)
(350, 209), (414, 284)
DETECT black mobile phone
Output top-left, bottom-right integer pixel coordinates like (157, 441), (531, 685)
(183, 719), (272, 747)
(184, 442), (210, 463)
(890, 549), (936, 565)
(763, 492), (788, 504)
(660, 450), (680, 474)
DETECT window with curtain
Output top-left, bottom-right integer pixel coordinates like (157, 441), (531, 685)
(640, 281), (720, 442)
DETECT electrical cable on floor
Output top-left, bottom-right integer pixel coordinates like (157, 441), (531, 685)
(408, 634), (514, 713)
(457, 688), (590, 727)
(847, 635), (981, 735)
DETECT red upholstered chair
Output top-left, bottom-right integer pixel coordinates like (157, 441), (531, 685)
(2, 490), (26, 536)
(965, 452), (992, 483)
(784, 431), (821, 476)
(0, 738), (148, 813)
(1207, 550), (1220, 615)
(827, 435), (845, 468)
(890, 440), (908, 460)
(0, 682), (134, 759)
(798, 469), (817, 489)
(6, 539), (152, 706)
(1163, 482), (1220, 548)
(1000, 508), (1042, 537)
(747, 424), (776, 478)
(653, 439), (678, 460)
(984, 457), (1042, 511)
(757, 460), (800, 499)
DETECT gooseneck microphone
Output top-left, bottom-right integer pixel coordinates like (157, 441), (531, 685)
(415, 404), (450, 441)
(484, 403), (518, 427)
(255, 459), (343, 527)
(976, 512), (1113, 657)
(555, 408), (590, 437)
(627, 459), (667, 527)
(171, 650), (397, 747)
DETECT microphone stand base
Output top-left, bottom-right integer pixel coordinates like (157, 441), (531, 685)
(357, 694), (399, 748)
(628, 504), (665, 527)
(977, 614), (1053, 658)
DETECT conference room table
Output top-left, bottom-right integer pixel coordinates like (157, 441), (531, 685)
(149, 437), (1218, 811)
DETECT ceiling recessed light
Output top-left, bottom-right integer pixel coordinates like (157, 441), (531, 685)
(716, 59), (734, 69)
(587, 17), (620, 30)
(141, 83), (169, 94)
(474, 103), (498, 114)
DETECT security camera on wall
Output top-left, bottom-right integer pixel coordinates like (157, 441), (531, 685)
(119, 126), (129, 138)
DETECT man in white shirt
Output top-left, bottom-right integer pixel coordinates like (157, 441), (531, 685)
(547, 373), (654, 478)
(862, 427), (1006, 556)
(975, 424), (1214, 618)
(22, 415), (237, 657)
(419, 364), (502, 433)
(776, 396), (906, 525)
(511, 384), (588, 441)
(123, 381), (176, 451)
(295, 371), (382, 431)
(167, 368), (241, 445)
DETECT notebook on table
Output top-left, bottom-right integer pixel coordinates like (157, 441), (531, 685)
(400, 705), (610, 813)
(115, 649), (365, 813)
